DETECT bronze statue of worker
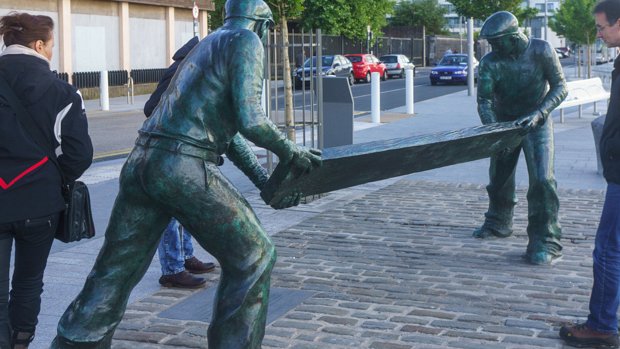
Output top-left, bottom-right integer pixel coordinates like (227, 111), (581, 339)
(51, 1), (321, 348)
(474, 11), (567, 265)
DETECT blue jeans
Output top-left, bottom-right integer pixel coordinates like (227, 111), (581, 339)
(157, 218), (195, 275)
(587, 182), (620, 334)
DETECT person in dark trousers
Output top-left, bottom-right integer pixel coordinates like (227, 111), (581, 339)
(144, 36), (216, 289)
(0, 12), (93, 349)
(559, 1), (620, 348)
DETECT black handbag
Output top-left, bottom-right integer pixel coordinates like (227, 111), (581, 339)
(0, 75), (95, 242)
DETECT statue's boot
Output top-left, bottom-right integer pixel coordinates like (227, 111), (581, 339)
(523, 249), (562, 265)
(524, 238), (562, 265)
(50, 335), (112, 349)
(472, 222), (513, 239)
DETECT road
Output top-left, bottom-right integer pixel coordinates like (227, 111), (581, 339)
(88, 70), (466, 160)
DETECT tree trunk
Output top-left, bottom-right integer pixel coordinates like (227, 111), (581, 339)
(587, 40), (592, 79)
(280, 15), (295, 142)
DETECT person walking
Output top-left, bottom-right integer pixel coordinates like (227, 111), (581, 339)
(51, 0), (321, 348)
(559, 1), (620, 347)
(473, 11), (567, 265)
(143, 36), (216, 289)
(0, 12), (93, 349)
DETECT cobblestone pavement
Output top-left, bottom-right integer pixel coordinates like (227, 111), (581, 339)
(110, 179), (605, 348)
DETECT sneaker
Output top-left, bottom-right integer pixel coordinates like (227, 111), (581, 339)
(560, 323), (620, 348)
(184, 256), (216, 274)
(159, 271), (206, 289)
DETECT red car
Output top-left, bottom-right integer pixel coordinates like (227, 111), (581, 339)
(344, 54), (387, 83)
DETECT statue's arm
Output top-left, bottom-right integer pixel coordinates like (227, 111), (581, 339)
(476, 60), (497, 124)
(538, 43), (568, 119)
(226, 133), (269, 190)
(229, 33), (321, 174)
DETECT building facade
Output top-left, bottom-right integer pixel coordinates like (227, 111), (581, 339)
(437, 0), (564, 48)
(0, 0), (215, 80)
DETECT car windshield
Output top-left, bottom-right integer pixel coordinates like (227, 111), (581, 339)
(303, 56), (334, 68)
(380, 56), (398, 63)
(438, 55), (468, 66)
(346, 56), (362, 63)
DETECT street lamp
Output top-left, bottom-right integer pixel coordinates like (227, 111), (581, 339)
(544, 0), (548, 41)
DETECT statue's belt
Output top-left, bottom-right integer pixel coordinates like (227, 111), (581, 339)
(135, 134), (224, 165)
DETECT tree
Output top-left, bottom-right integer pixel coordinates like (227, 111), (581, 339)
(447, 0), (522, 20)
(390, 0), (447, 35)
(549, 0), (596, 77)
(301, 0), (395, 40)
(266, 0), (304, 141)
(208, 0), (226, 30)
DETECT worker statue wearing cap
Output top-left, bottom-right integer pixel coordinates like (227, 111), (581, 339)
(474, 11), (567, 265)
(51, 0), (321, 348)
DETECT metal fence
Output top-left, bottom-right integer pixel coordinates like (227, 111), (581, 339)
(69, 69), (164, 89)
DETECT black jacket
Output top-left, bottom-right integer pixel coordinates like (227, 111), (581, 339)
(602, 57), (620, 184)
(0, 51), (93, 223)
(144, 36), (199, 117)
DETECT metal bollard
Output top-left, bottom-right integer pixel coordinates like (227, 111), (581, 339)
(126, 77), (134, 105)
(406, 68), (414, 115)
(371, 72), (380, 123)
(100, 70), (109, 111)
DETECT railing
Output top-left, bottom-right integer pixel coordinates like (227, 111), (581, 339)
(130, 68), (167, 84)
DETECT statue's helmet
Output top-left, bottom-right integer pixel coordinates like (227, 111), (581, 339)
(224, 0), (273, 23)
(479, 11), (519, 40)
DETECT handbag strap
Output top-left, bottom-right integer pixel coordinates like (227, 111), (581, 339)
(0, 73), (66, 184)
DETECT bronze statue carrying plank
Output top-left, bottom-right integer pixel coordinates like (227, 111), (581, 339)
(51, 1), (321, 348)
(474, 11), (567, 265)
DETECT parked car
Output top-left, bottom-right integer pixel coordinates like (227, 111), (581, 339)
(429, 54), (479, 86)
(555, 47), (571, 58)
(294, 54), (354, 89)
(344, 53), (387, 83)
(379, 54), (415, 79)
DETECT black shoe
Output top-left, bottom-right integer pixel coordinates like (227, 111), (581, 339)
(159, 271), (206, 289)
(184, 256), (216, 274)
(560, 323), (620, 348)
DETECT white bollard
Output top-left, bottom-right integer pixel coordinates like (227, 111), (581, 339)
(371, 72), (380, 123)
(406, 68), (414, 115)
(99, 70), (109, 111)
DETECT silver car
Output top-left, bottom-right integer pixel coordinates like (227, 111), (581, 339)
(379, 54), (415, 79)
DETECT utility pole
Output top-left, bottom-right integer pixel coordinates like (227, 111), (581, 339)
(544, 0), (548, 41)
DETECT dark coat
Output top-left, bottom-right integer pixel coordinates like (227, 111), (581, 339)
(602, 57), (620, 184)
(0, 52), (93, 223)
(144, 36), (199, 117)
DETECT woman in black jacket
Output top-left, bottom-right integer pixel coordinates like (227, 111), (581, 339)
(0, 12), (93, 348)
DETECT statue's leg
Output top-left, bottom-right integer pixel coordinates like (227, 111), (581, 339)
(473, 145), (521, 238)
(168, 162), (276, 349)
(522, 119), (562, 264)
(52, 148), (171, 348)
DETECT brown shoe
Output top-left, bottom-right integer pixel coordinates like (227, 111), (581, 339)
(184, 256), (216, 274)
(159, 271), (206, 289)
(560, 323), (619, 348)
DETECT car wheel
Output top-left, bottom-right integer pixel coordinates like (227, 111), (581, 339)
(399, 69), (405, 79)
(294, 82), (302, 90)
(381, 71), (387, 81)
(348, 73), (355, 86)
(431, 80), (437, 86)
(365, 72), (371, 83)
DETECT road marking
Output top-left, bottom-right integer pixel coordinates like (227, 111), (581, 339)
(94, 148), (132, 161)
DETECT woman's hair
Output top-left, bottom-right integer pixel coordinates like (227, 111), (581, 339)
(0, 12), (54, 47)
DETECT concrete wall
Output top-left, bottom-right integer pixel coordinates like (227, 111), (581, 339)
(0, 0), (61, 70)
(0, 0), (212, 76)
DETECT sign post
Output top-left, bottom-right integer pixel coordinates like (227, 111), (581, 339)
(192, 1), (199, 38)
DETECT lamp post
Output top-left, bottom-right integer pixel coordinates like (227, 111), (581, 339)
(544, 0), (548, 41)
